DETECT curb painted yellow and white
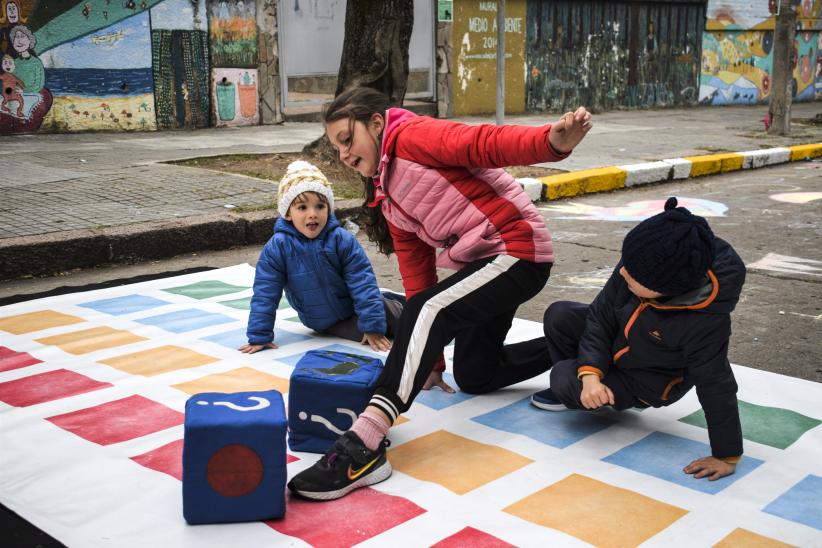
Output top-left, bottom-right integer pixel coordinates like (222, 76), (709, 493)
(518, 143), (822, 202)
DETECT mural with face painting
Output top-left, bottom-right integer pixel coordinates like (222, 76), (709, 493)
(700, 0), (822, 104)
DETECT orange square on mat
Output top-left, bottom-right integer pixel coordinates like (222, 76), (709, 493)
(36, 326), (146, 355)
(504, 474), (687, 548)
(173, 367), (289, 395)
(0, 310), (84, 334)
(715, 528), (795, 548)
(101, 345), (218, 376)
(388, 430), (532, 495)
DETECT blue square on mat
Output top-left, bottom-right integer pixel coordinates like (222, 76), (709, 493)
(137, 309), (236, 333)
(415, 372), (475, 410)
(602, 431), (764, 494)
(763, 474), (822, 531)
(277, 343), (384, 367)
(201, 327), (311, 349)
(79, 295), (171, 315)
(472, 397), (616, 448)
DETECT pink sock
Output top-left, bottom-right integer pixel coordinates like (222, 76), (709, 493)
(350, 410), (390, 451)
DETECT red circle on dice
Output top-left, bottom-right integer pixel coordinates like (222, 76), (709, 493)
(206, 444), (264, 497)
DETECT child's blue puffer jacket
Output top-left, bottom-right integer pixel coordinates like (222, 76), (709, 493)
(246, 215), (386, 344)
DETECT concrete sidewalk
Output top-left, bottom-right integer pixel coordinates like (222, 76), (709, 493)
(1, 103), (820, 279)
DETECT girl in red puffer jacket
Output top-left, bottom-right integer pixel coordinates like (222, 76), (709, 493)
(288, 87), (592, 501)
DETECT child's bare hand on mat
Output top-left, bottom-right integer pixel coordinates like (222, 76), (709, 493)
(239, 342), (278, 353)
(422, 370), (455, 393)
(580, 374), (614, 409)
(549, 106), (593, 154)
(362, 333), (392, 352)
(683, 456), (736, 481)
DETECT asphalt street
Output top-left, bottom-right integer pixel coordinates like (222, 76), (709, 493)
(3, 161), (820, 383)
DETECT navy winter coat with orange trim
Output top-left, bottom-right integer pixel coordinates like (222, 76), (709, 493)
(577, 237), (746, 458)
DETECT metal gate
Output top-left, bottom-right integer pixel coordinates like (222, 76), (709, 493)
(526, 0), (706, 112)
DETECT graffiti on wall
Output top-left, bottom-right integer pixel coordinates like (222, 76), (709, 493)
(40, 13), (157, 131)
(208, 0), (257, 68)
(700, 0), (822, 104)
(151, 0), (210, 129)
(212, 68), (258, 126)
(452, 0), (526, 116)
(526, 1), (705, 113)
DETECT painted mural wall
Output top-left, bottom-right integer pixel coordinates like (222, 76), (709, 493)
(0, 0), (262, 134)
(151, 0), (210, 129)
(700, 0), (822, 105)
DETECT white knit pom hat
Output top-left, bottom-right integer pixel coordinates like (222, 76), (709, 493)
(277, 160), (335, 217)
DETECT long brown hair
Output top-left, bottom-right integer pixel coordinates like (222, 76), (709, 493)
(323, 87), (394, 255)
(0, 0), (27, 24)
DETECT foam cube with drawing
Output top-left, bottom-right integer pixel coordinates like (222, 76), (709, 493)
(182, 390), (287, 524)
(288, 350), (383, 453)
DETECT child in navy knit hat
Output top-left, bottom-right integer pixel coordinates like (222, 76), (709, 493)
(533, 197), (747, 481)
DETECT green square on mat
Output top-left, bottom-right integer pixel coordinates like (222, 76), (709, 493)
(163, 281), (249, 299)
(219, 297), (290, 310)
(679, 399), (821, 450)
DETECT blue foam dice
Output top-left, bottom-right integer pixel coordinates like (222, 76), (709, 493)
(182, 390), (287, 524)
(288, 350), (384, 453)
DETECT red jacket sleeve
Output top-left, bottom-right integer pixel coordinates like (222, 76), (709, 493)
(392, 117), (570, 169)
(386, 219), (445, 373)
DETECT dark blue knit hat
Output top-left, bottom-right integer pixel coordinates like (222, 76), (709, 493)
(622, 197), (716, 295)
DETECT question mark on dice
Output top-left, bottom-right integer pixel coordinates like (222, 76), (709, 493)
(298, 407), (357, 435)
(196, 396), (271, 412)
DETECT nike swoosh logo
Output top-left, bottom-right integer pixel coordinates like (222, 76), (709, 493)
(347, 456), (380, 480)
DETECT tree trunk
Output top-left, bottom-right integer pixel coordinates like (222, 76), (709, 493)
(768, 4), (796, 136)
(336, 0), (414, 105)
(302, 0), (414, 156)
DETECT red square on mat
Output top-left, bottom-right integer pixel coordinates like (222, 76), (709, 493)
(267, 488), (425, 546)
(431, 526), (515, 548)
(131, 439), (184, 480)
(47, 395), (184, 446)
(131, 440), (299, 481)
(0, 369), (112, 407)
(0, 346), (42, 372)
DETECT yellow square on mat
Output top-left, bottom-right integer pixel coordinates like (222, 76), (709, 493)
(0, 310), (85, 334)
(714, 528), (796, 548)
(388, 430), (532, 495)
(36, 326), (146, 355)
(101, 345), (219, 376)
(173, 367), (289, 395)
(504, 474), (687, 548)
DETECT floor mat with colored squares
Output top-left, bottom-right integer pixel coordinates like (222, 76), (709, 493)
(0, 264), (820, 547)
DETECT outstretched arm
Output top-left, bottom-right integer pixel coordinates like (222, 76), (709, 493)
(392, 109), (591, 169)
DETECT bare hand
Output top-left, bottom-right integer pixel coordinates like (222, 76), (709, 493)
(362, 332), (392, 352)
(239, 342), (278, 353)
(580, 374), (614, 409)
(683, 456), (736, 481)
(549, 106), (593, 154)
(422, 370), (455, 393)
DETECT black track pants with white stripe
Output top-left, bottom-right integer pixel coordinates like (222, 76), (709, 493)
(368, 255), (552, 423)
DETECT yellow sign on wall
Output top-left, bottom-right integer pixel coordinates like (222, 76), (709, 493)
(452, 0), (526, 116)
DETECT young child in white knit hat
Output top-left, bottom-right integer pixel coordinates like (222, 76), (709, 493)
(239, 160), (403, 353)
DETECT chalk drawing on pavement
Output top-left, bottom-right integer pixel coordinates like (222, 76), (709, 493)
(748, 254), (822, 278)
(540, 198), (728, 221)
(770, 192), (822, 204)
(548, 267), (612, 290)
